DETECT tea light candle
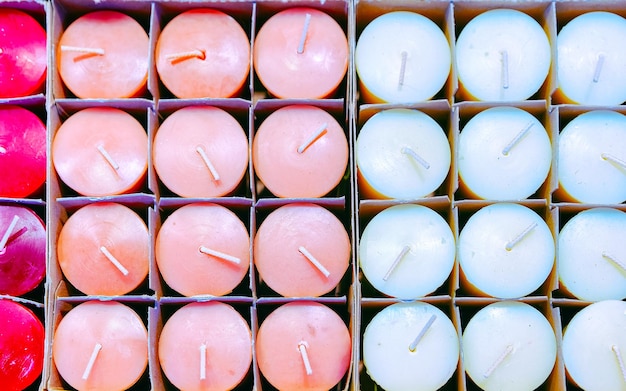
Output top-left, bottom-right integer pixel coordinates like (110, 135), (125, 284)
(458, 203), (555, 299)
(363, 301), (459, 391)
(155, 203), (249, 297)
(458, 106), (552, 200)
(0, 105), (46, 198)
(356, 109), (450, 199)
(562, 300), (626, 391)
(455, 9), (551, 101)
(52, 301), (148, 391)
(0, 8), (47, 98)
(0, 299), (44, 391)
(256, 301), (351, 391)
(462, 301), (557, 391)
(355, 11), (451, 103)
(558, 208), (626, 301)
(57, 203), (149, 296)
(155, 9), (250, 99)
(52, 107), (148, 197)
(253, 203), (350, 297)
(252, 105), (348, 198)
(0, 205), (46, 297)
(153, 106), (248, 198)
(158, 302), (252, 390)
(359, 204), (455, 299)
(557, 12), (626, 105)
(57, 10), (149, 99)
(558, 110), (626, 204)
(253, 7), (348, 98)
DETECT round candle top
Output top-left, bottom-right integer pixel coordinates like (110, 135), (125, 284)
(256, 301), (351, 391)
(355, 11), (451, 103)
(52, 107), (148, 197)
(57, 202), (149, 296)
(557, 12), (626, 105)
(359, 204), (455, 299)
(558, 208), (626, 301)
(253, 7), (348, 99)
(455, 9), (551, 101)
(153, 106), (249, 198)
(252, 105), (348, 198)
(253, 203), (350, 297)
(558, 110), (626, 204)
(356, 109), (451, 199)
(0, 106), (46, 198)
(562, 300), (626, 391)
(363, 301), (459, 391)
(52, 301), (148, 391)
(158, 302), (252, 391)
(0, 8), (47, 98)
(462, 301), (557, 391)
(156, 203), (250, 297)
(458, 106), (552, 200)
(57, 10), (149, 99)
(0, 300), (45, 391)
(458, 203), (555, 299)
(155, 9), (250, 99)
(0, 205), (46, 297)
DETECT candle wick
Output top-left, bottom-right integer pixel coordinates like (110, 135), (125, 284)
(298, 341), (313, 375)
(99, 246), (129, 276)
(297, 13), (312, 54)
(199, 343), (207, 380)
(593, 53), (606, 83)
(505, 222), (537, 251)
(0, 146), (6, 154)
(502, 122), (534, 156)
(198, 246), (241, 265)
(195, 146), (221, 181)
(612, 345), (626, 384)
(601, 153), (626, 172)
(97, 145), (120, 171)
(297, 123), (328, 154)
(82, 343), (103, 380)
(0, 215), (19, 252)
(166, 49), (206, 64)
(408, 314), (436, 352)
(402, 146), (430, 170)
(398, 51), (408, 91)
(61, 45), (105, 56)
(501, 50), (509, 90)
(298, 246), (331, 278)
(383, 245), (411, 281)
(602, 252), (626, 274)
(484, 345), (514, 378)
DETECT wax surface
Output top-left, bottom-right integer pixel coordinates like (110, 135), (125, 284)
(359, 204), (455, 299)
(462, 301), (557, 391)
(0, 106), (46, 198)
(156, 203), (250, 297)
(52, 301), (148, 391)
(0, 300), (44, 391)
(363, 302), (459, 391)
(254, 203), (350, 297)
(256, 301), (351, 391)
(355, 11), (451, 103)
(254, 7), (348, 98)
(252, 105), (348, 198)
(0, 8), (47, 98)
(57, 202), (149, 296)
(156, 9), (250, 98)
(52, 107), (148, 196)
(57, 10), (149, 98)
(159, 301), (252, 391)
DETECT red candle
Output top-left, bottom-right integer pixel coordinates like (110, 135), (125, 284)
(0, 106), (46, 198)
(0, 8), (47, 98)
(256, 301), (351, 391)
(0, 205), (45, 296)
(57, 203), (149, 296)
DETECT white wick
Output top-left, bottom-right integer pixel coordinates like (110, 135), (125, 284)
(398, 51), (408, 91)
(298, 123), (327, 154)
(593, 53), (606, 83)
(97, 145), (119, 171)
(383, 245), (411, 281)
(297, 13), (312, 54)
(99, 246), (129, 276)
(502, 122), (534, 156)
(166, 49), (205, 63)
(501, 50), (509, 89)
(298, 341), (313, 375)
(0, 146), (6, 154)
(199, 246), (241, 265)
(0, 215), (19, 252)
(61, 45), (105, 56)
(200, 343), (207, 380)
(612, 345), (626, 384)
(402, 146), (430, 170)
(82, 343), (103, 380)
(602, 252), (626, 274)
(408, 314), (436, 352)
(601, 153), (626, 172)
(298, 246), (330, 278)
(505, 222), (537, 251)
(483, 345), (514, 378)
(196, 146), (220, 181)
